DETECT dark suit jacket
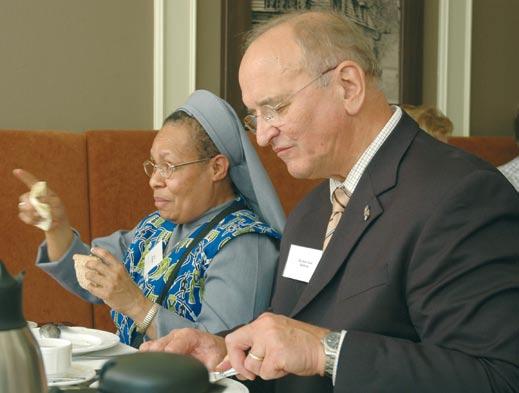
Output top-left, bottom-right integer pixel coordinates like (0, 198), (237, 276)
(251, 114), (519, 393)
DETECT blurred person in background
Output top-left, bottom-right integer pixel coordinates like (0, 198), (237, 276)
(402, 104), (453, 143)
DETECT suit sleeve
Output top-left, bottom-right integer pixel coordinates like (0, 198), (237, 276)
(334, 170), (519, 392)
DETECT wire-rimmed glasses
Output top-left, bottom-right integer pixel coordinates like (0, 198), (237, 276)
(143, 158), (211, 179)
(243, 64), (338, 133)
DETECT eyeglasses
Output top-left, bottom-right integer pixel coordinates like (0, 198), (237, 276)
(143, 158), (211, 179)
(243, 64), (338, 133)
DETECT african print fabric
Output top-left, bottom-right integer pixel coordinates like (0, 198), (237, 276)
(111, 201), (280, 345)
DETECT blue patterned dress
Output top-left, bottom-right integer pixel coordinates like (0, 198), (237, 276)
(111, 200), (280, 345)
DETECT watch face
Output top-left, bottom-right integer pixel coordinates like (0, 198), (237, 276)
(325, 332), (341, 350)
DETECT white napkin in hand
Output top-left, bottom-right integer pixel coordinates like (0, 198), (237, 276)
(29, 181), (53, 231)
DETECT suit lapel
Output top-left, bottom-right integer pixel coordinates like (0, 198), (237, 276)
(271, 188), (330, 316)
(289, 113), (419, 317)
(290, 182), (382, 316)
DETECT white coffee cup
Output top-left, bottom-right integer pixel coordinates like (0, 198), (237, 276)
(38, 337), (72, 376)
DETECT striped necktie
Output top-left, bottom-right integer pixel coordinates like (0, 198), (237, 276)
(323, 187), (350, 250)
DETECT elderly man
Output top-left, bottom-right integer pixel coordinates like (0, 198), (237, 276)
(142, 11), (519, 393)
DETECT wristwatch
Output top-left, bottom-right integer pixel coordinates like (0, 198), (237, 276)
(321, 331), (342, 378)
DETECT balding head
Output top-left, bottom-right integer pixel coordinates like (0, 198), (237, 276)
(243, 10), (381, 83)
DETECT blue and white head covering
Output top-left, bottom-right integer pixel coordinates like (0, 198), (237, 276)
(175, 89), (285, 233)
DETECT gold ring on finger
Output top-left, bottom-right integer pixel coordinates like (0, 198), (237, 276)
(247, 352), (264, 362)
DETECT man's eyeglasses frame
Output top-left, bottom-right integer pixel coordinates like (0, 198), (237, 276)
(243, 64), (338, 133)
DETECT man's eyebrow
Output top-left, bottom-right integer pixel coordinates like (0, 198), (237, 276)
(257, 94), (285, 107)
(245, 93), (288, 114)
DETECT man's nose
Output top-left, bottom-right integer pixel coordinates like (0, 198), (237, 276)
(255, 118), (280, 147)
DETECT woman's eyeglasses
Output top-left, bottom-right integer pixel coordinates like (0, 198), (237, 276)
(143, 158), (211, 179)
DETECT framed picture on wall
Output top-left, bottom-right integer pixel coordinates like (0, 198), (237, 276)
(221, 0), (424, 114)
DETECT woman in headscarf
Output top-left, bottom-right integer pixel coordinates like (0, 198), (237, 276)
(14, 90), (285, 347)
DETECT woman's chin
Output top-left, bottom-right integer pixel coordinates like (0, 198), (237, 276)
(157, 209), (180, 223)
(154, 200), (169, 210)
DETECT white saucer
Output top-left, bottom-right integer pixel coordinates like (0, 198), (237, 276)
(47, 363), (96, 387)
(217, 378), (249, 393)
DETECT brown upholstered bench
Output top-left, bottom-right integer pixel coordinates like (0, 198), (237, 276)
(448, 136), (518, 166)
(0, 130), (155, 331)
(0, 130), (516, 332)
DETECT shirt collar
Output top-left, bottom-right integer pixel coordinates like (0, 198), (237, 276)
(329, 106), (402, 200)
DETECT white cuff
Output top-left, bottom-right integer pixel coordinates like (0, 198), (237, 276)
(332, 330), (347, 386)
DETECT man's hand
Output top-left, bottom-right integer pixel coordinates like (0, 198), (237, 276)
(140, 328), (227, 371)
(225, 313), (329, 381)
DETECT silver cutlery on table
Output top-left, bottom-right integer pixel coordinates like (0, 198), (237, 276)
(209, 368), (238, 383)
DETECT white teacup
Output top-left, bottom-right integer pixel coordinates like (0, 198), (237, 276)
(38, 337), (72, 377)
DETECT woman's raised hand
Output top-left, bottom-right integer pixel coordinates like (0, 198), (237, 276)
(13, 168), (74, 261)
(13, 168), (70, 232)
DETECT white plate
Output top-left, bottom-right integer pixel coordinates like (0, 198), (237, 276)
(33, 326), (120, 355)
(217, 378), (249, 393)
(47, 363), (96, 387)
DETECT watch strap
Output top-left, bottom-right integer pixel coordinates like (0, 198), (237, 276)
(321, 331), (342, 378)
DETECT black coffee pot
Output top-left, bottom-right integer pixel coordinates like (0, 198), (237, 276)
(49, 352), (226, 393)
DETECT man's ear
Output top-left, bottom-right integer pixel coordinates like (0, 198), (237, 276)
(336, 60), (366, 116)
(210, 154), (230, 181)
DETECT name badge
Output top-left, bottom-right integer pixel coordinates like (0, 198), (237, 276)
(282, 244), (323, 283)
(144, 242), (163, 279)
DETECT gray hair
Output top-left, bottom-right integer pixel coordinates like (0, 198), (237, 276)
(244, 10), (381, 83)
